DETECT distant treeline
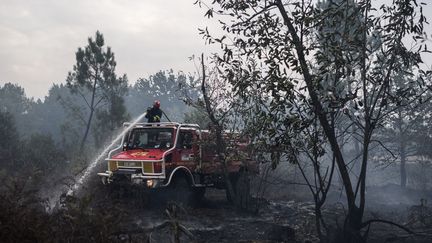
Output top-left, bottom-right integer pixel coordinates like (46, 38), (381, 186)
(0, 69), (207, 179)
(1, 69), (198, 143)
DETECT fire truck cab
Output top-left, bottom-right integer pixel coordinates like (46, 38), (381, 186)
(97, 122), (256, 200)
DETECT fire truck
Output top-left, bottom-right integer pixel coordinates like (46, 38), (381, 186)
(97, 122), (257, 202)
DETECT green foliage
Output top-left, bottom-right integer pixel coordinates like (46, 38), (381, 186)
(197, 0), (429, 173)
(183, 107), (211, 128)
(22, 133), (66, 174)
(414, 125), (432, 159)
(67, 31), (115, 92)
(66, 31), (129, 150)
(372, 60), (432, 187)
(197, 0), (431, 240)
(0, 83), (36, 139)
(3, 84), (80, 152)
(0, 103), (69, 184)
(0, 111), (20, 168)
(0, 83), (31, 115)
(93, 74), (130, 145)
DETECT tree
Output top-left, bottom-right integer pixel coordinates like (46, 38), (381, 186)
(180, 54), (252, 209)
(22, 133), (66, 177)
(66, 31), (128, 151)
(379, 70), (432, 188)
(183, 107), (211, 128)
(126, 70), (194, 121)
(0, 83), (30, 115)
(94, 74), (130, 145)
(23, 84), (71, 143)
(0, 83), (34, 138)
(197, 0), (429, 241)
(0, 111), (20, 169)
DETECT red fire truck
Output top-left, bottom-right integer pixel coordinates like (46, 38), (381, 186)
(97, 122), (257, 202)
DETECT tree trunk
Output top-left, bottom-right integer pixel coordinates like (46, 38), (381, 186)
(314, 200), (325, 243)
(199, 54), (241, 209)
(397, 109), (407, 188)
(275, 0), (356, 209)
(275, 2), (366, 242)
(80, 107), (94, 151)
(400, 129), (407, 188)
(343, 206), (365, 243)
(400, 148), (407, 188)
(79, 72), (98, 152)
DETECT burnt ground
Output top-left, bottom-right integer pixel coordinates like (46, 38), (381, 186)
(38, 161), (432, 243)
(52, 171), (432, 243)
(88, 189), (312, 243)
(129, 194), (301, 242)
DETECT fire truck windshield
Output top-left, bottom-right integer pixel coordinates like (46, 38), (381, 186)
(126, 128), (174, 150)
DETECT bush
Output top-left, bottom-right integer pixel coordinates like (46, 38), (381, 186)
(22, 133), (67, 179)
(0, 175), (131, 243)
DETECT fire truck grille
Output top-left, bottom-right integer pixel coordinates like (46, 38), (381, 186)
(143, 163), (154, 173)
(112, 161), (156, 174)
(118, 161), (141, 167)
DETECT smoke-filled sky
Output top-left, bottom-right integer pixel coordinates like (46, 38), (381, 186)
(1, 0), (432, 99)
(0, 0), (221, 99)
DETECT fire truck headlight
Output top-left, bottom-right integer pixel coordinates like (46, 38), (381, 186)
(146, 179), (154, 188)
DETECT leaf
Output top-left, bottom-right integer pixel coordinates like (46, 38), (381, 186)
(205, 9), (214, 18)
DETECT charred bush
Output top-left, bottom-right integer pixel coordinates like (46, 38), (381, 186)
(0, 176), (51, 243)
(0, 173), (142, 243)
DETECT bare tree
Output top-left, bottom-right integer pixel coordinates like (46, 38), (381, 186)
(180, 54), (253, 209)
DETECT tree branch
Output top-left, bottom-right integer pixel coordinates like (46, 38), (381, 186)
(361, 219), (415, 235)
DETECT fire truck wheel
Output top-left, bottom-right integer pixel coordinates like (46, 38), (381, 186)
(192, 187), (206, 201)
(170, 176), (193, 205)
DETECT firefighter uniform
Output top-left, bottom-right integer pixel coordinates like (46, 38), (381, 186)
(145, 106), (162, 123)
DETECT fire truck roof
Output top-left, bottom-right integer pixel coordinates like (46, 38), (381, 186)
(123, 122), (200, 129)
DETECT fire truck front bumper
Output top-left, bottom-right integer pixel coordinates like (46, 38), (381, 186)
(97, 170), (164, 188)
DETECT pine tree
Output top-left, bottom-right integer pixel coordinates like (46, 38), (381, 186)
(66, 31), (128, 151)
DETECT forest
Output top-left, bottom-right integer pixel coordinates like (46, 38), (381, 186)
(1, 0), (432, 242)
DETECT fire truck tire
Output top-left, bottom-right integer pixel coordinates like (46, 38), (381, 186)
(170, 176), (194, 205)
(192, 187), (206, 201)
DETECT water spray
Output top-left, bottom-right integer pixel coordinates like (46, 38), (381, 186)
(66, 111), (148, 196)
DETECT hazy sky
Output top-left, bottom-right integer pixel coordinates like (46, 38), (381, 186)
(0, 0), (220, 99)
(1, 1), (432, 99)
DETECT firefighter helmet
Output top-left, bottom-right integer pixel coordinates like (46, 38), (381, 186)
(153, 100), (161, 108)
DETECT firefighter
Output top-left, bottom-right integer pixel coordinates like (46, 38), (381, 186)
(145, 100), (162, 123)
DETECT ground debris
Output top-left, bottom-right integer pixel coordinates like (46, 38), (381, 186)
(406, 199), (432, 228)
